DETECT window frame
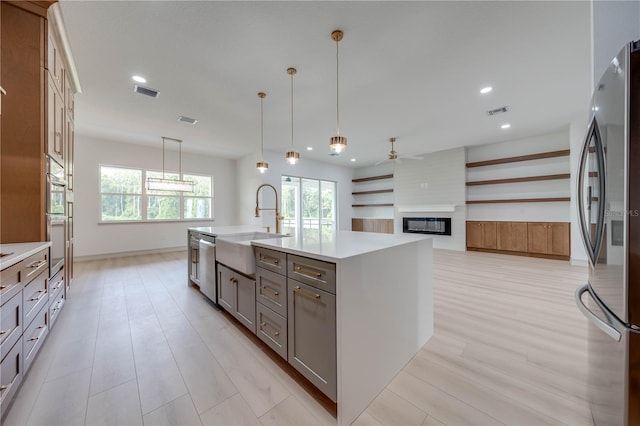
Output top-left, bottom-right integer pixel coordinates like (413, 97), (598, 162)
(281, 175), (337, 237)
(98, 164), (214, 223)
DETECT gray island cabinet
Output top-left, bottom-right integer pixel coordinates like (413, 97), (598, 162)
(252, 231), (433, 425)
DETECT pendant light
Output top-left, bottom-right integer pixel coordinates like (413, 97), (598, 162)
(256, 92), (269, 173)
(146, 137), (195, 192)
(285, 67), (300, 165)
(329, 29), (347, 154)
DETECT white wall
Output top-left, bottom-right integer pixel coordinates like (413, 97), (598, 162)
(569, 117), (590, 264)
(393, 147), (466, 251)
(466, 130), (571, 222)
(235, 150), (354, 231)
(75, 135), (237, 258)
(592, 0), (640, 89)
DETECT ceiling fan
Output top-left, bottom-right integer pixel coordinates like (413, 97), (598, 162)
(375, 137), (424, 165)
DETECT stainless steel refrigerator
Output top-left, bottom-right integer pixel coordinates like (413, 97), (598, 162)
(575, 41), (640, 426)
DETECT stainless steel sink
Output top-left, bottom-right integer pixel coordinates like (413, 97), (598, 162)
(216, 232), (287, 275)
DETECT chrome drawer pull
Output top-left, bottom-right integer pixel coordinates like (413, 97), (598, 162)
(0, 285), (6, 290)
(37, 325), (45, 330)
(294, 265), (322, 279)
(0, 330), (7, 335)
(229, 277), (238, 284)
(0, 385), (7, 392)
(294, 286), (320, 300)
(27, 259), (47, 269)
(27, 336), (39, 342)
(260, 286), (279, 297)
(29, 290), (46, 301)
(260, 255), (280, 265)
(260, 322), (280, 337)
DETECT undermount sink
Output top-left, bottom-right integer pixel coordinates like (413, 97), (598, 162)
(216, 232), (287, 275)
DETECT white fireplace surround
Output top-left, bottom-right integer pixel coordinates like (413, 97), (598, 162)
(396, 204), (458, 213)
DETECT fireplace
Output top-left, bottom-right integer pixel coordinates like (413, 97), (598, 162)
(402, 217), (451, 236)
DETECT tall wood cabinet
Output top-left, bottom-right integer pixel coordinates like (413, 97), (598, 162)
(0, 1), (78, 288)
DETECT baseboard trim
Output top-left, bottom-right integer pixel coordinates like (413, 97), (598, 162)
(75, 246), (186, 262)
(570, 257), (589, 266)
(466, 247), (570, 261)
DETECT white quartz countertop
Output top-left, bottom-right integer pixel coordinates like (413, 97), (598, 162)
(188, 225), (268, 238)
(0, 242), (51, 270)
(251, 230), (430, 262)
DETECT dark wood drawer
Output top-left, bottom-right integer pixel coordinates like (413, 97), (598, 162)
(49, 288), (65, 328)
(255, 267), (287, 318)
(0, 337), (23, 418)
(23, 272), (48, 328)
(254, 247), (287, 275)
(287, 254), (336, 294)
(0, 291), (22, 361)
(21, 249), (48, 285)
(23, 302), (48, 373)
(0, 262), (22, 307)
(256, 303), (287, 360)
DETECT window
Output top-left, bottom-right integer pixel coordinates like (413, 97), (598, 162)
(281, 176), (336, 240)
(99, 165), (213, 222)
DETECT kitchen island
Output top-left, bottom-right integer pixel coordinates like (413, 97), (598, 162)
(187, 227), (433, 425)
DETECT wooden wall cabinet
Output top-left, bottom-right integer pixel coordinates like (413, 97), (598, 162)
(467, 220), (570, 260)
(466, 221), (497, 249)
(352, 218), (394, 234)
(527, 222), (570, 257)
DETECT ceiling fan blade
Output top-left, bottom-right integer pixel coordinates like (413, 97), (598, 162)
(399, 155), (424, 161)
(375, 158), (391, 166)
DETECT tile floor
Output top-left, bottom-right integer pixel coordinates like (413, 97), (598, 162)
(3, 249), (593, 425)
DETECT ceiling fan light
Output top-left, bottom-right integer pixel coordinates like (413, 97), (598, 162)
(256, 161), (269, 173)
(285, 150), (300, 165)
(329, 135), (347, 154)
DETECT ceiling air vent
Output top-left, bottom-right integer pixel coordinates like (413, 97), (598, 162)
(133, 85), (160, 98)
(178, 116), (198, 125)
(486, 106), (509, 116)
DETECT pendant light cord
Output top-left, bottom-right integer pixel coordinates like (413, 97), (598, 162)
(291, 72), (294, 149)
(260, 96), (264, 160)
(336, 38), (340, 135)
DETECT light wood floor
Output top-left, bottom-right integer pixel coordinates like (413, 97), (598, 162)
(3, 249), (593, 426)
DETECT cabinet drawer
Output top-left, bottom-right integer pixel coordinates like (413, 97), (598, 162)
(48, 269), (65, 303)
(0, 338), (23, 419)
(23, 271), (48, 328)
(0, 262), (22, 306)
(287, 255), (336, 294)
(0, 292), (22, 361)
(256, 303), (287, 360)
(21, 249), (48, 285)
(23, 303), (49, 373)
(254, 247), (287, 275)
(49, 288), (65, 328)
(256, 267), (287, 318)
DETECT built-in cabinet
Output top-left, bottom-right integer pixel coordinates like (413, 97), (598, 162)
(217, 263), (257, 334)
(351, 218), (394, 234)
(466, 221), (570, 259)
(352, 174), (395, 234)
(0, 247), (50, 419)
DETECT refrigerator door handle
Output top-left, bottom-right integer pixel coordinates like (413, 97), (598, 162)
(575, 284), (622, 342)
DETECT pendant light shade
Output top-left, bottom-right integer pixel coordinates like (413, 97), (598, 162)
(329, 29), (347, 155)
(285, 67), (300, 165)
(146, 137), (195, 192)
(256, 92), (269, 173)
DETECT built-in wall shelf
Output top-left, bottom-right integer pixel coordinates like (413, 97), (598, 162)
(352, 189), (393, 195)
(466, 173), (570, 186)
(466, 197), (570, 204)
(352, 203), (394, 208)
(352, 174), (393, 183)
(465, 149), (570, 168)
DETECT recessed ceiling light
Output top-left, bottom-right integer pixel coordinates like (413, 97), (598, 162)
(132, 75), (147, 83)
(480, 86), (492, 94)
(501, 123), (511, 129)
(350, 158), (357, 162)
(306, 146), (313, 151)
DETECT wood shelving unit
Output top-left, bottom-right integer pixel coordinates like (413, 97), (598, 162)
(352, 203), (394, 208)
(466, 197), (570, 204)
(466, 173), (570, 186)
(352, 174), (393, 183)
(465, 149), (569, 168)
(352, 189), (393, 195)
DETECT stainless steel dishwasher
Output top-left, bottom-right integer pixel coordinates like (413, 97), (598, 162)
(199, 238), (217, 302)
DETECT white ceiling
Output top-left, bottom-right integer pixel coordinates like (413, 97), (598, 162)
(59, 1), (592, 167)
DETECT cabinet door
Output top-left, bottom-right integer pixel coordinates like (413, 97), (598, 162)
(0, 336), (23, 419)
(482, 221), (497, 249)
(497, 222), (528, 252)
(47, 75), (64, 166)
(287, 279), (337, 402)
(351, 218), (364, 232)
(527, 222), (549, 254)
(47, 32), (64, 93)
(466, 221), (484, 248)
(548, 222), (570, 256)
(234, 273), (256, 334)
(66, 116), (74, 190)
(217, 264), (234, 313)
